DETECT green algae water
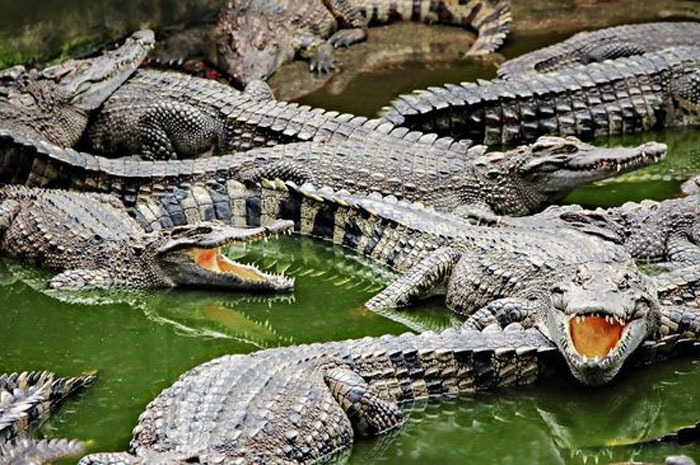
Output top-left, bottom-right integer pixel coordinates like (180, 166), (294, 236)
(3, 1), (700, 464)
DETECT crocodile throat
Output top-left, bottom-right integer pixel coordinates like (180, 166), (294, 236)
(569, 314), (626, 359)
(190, 248), (264, 282)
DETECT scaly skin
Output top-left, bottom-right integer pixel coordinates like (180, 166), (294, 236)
(116, 178), (664, 386)
(5, 130), (667, 217)
(498, 22), (700, 79)
(381, 46), (700, 146)
(0, 30), (154, 147)
(0, 186), (294, 291)
(80, 68), (481, 161)
(215, 0), (511, 84)
(0, 371), (95, 465)
(462, 195), (700, 267)
(78, 326), (554, 465)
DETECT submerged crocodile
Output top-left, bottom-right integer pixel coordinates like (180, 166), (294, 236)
(0, 370), (95, 464)
(214, 0), (511, 84)
(498, 22), (700, 79)
(0, 30), (154, 147)
(381, 46), (700, 146)
(0, 186), (294, 291)
(5, 129), (666, 216)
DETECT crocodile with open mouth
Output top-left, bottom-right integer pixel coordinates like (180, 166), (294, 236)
(74, 176), (700, 463)
(0, 186), (294, 291)
(0, 30), (154, 147)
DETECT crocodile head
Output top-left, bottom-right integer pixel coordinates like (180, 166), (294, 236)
(471, 137), (666, 215)
(151, 220), (295, 291)
(543, 261), (660, 386)
(0, 30), (154, 145)
(39, 30), (155, 112)
(215, 7), (294, 84)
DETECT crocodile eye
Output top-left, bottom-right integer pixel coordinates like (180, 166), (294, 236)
(551, 285), (566, 294)
(486, 170), (500, 180)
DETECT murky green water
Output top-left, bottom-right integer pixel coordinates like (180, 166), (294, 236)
(3, 2), (700, 464)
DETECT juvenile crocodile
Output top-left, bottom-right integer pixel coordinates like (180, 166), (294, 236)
(0, 186), (294, 291)
(9, 129), (667, 216)
(0, 370), (95, 465)
(381, 46), (700, 146)
(498, 22), (700, 79)
(214, 0), (511, 84)
(0, 30), (154, 147)
(80, 68), (474, 161)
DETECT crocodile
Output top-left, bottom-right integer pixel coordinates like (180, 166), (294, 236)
(460, 195), (700, 267)
(497, 22), (700, 79)
(74, 250), (700, 465)
(0, 186), (294, 291)
(80, 68), (475, 161)
(214, 0), (511, 84)
(381, 46), (700, 146)
(0, 30), (154, 147)
(8, 129), (667, 216)
(0, 370), (95, 465)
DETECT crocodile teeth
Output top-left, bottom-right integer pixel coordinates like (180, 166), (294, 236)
(569, 314), (627, 359)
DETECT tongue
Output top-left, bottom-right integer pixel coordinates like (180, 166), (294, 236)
(570, 316), (624, 359)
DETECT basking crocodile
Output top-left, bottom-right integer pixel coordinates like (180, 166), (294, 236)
(214, 0), (511, 84)
(73, 227), (699, 465)
(80, 68), (474, 161)
(460, 195), (700, 267)
(0, 370), (95, 464)
(498, 22), (700, 79)
(0, 30), (154, 147)
(7, 129), (666, 216)
(0, 186), (294, 291)
(381, 46), (700, 146)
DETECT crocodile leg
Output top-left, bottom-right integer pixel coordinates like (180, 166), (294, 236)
(324, 0), (368, 48)
(671, 69), (700, 116)
(324, 367), (405, 436)
(299, 34), (338, 74)
(138, 103), (224, 160)
(580, 41), (649, 63)
(462, 296), (543, 331)
(48, 269), (120, 291)
(465, 0), (512, 56)
(365, 247), (462, 311)
(0, 199), (20, 235)
(667, 232), (700, 266)
(655, 264), (700, 308)
(243, 80), (276, 101)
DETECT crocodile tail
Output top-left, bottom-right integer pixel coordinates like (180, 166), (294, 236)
(0, 371), (96, 441)
(465, 0), (512, 56)
(0, 438), (85, 465)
